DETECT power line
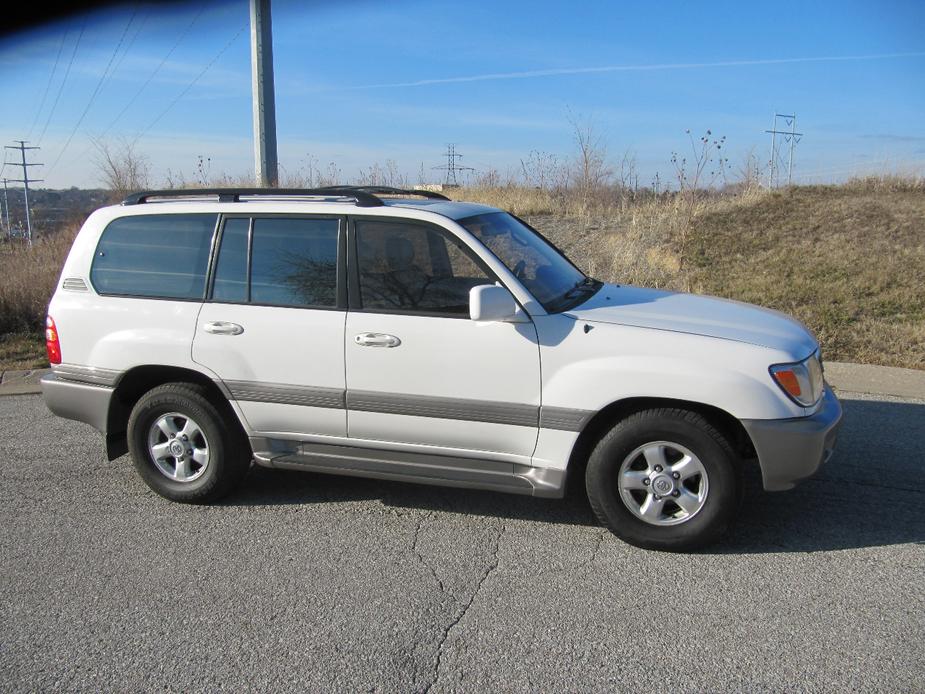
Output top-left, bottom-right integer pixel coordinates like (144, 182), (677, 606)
(110, 7), (149, 78)
(47, 7), (140, 174)
(132, 24), (248, 147)
(27, 29), (68, 140)
(92, 6), (205, 143)
(37, 23), (85, 146)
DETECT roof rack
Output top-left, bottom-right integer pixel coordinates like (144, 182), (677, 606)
(318, 185), (451, 202)
(121, 186), (451, 207)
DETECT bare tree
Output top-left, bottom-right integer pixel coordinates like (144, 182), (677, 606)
(91, 137), (150, 198)
(567, 111), (612, 197)
(619, 148), (639, 204)
(520, 150), (566, 190)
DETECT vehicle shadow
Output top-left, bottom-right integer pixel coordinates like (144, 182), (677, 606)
(223, 397), (925, 554)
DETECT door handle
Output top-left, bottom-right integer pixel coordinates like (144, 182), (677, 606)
(203, 321), (244, 336)
(354, 332), (401, 348)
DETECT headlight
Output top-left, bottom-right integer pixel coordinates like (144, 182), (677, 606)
(770, 352), (824, 407)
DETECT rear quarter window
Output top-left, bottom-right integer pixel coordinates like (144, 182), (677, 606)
(90, 214), (217, 299)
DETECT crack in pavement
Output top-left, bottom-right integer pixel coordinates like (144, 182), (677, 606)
(410, 513), (452, 599)
(422, 519), (506, 694)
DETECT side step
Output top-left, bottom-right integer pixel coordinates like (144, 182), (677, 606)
(250, 438), (565, 498)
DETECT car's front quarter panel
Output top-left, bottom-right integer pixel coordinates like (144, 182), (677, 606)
(531, 314), (807, 470)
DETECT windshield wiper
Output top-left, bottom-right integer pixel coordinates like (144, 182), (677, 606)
(563, 276), (599, 299)
(546, 277), (602, 313)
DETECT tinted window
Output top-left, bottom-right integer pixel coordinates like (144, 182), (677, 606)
(212, 218), (249, 302)
(356, 220), (489, 315)
(250, 218), (338, 307)
(91, 214), (216, 299)
(460, 212), (589, 312)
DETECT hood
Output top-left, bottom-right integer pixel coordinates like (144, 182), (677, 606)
(567, 284), (818, 357)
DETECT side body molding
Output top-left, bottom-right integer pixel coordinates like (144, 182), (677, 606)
(218, 380), (593, 432)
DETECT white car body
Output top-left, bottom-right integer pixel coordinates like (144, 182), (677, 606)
(42, 191), (841, 502)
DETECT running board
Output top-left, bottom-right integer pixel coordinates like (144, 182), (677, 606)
(249, 438), (565, 498)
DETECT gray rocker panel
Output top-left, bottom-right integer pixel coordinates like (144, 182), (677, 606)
(250, 437), (567, 498)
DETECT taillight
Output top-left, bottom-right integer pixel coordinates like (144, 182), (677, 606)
(46, 316), (62, 365)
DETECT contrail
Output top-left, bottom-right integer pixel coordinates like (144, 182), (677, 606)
(337, 52), (925, 90)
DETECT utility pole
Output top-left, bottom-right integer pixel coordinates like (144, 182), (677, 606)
(4, 141), (43, 246)
(765, 113), (802, 188)
(1, 179), (10, 241)
(250, 0), (278, 187)
(432, 144), (474, 187)
(787, 115), (797, 185)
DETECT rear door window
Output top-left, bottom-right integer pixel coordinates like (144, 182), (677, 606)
(91, 214), (217, 299)
(211, 216), (340, 308)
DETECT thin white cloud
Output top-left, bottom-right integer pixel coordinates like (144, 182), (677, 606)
(334, 51), (925, 90)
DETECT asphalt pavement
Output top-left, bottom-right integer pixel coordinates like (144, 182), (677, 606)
(1, 391), (923, 692)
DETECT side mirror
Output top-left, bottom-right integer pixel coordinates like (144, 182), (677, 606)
(469, 284), (526, 322)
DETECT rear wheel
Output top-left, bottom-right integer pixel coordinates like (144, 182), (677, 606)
(127, 382), (250, 503)
(586, 408), (741, 551)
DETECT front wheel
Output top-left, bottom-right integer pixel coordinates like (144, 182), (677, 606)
(127, 382), (250, 503)
(586, 408), (741, 551)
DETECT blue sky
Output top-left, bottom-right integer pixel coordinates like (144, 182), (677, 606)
(1, 0), (923, 189)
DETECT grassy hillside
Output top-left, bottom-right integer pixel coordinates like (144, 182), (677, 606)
(686, 182), (924, 368)
(1, 179), (922, 370)
(464, 178), (924, 369)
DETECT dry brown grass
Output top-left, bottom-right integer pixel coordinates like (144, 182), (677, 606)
(685, 181), (925, 369)
(518, 178), (924, 369)
(1, 178), (922, 370)
(0, 332), (47, 371)
(0, 224), (80, 337)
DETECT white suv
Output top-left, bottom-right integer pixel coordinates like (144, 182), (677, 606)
(42, 186), (842, 550)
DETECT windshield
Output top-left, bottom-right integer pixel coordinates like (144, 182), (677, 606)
(459, 212), (599, 312)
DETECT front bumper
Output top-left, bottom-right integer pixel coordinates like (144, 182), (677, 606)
(741, 385), (843, 491)
(41, 373), (113, 434)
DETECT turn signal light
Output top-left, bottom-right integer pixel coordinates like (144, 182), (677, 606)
(770, 353), (824, 407)
(773, 369), (802, 398)
(45, 315), (62, 365)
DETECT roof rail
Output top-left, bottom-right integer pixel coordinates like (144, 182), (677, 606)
(121, 186), (451, 207)
(318, 185), (451, 201)
(121, 187), (385, 207)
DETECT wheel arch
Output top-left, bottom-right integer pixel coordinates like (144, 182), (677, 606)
(566, 396), (757, 491)
(105, 365), (242, 461)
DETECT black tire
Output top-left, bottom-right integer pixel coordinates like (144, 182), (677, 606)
(127, 382), (251, 503)
(585, 408), (741, 551)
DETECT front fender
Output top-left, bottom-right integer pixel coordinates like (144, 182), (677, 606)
(536, 316), (803, 421)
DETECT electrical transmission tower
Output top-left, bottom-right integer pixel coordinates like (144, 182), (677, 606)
(432, 144), (474, 187)
(765, 113), (802, 188)
(4, 141), (43, 246)
(1, 179), (10, 241)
